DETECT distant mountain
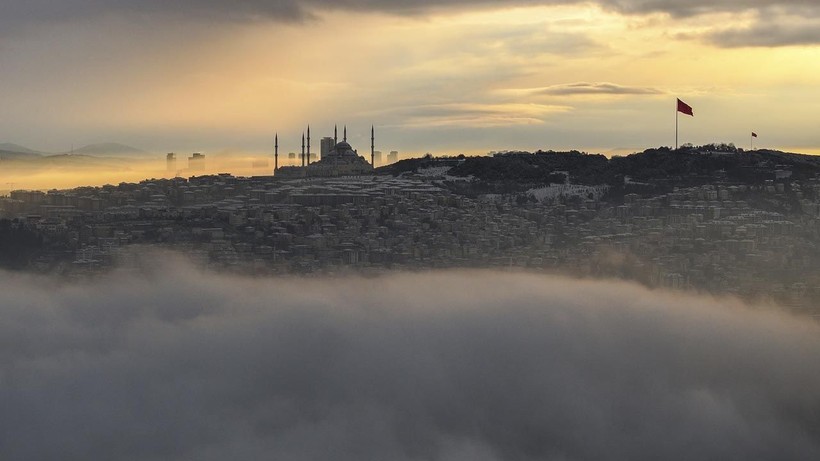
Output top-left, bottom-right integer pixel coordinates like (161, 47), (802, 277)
(0, 143), (44, 155)
(66, 142), (149, 158)
(40, 153), (130, 167)
(0, 141), (150, 162)
(606, 147), (641, 157)
(0, 150), (42, 161)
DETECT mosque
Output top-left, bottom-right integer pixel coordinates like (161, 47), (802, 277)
(274, 125), (375, 178)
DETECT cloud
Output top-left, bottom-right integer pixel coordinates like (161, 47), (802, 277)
(706, 18), (820, 48)
(2, 256), (820, 460)
(504, 82), (664, 97)
(627, 3), (820, 47)
(386, 103), (571, 128)
(8, 1), (820, 51)
(710, 26), (820, 48)
(6, 0), (820, 29)
(601, 0), (818, 17)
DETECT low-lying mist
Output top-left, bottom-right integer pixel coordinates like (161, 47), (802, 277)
(0, 150), (293, 191)
(2, 259), (820, 460)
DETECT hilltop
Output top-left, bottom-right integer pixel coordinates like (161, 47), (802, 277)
(0, 142), (45, 161)
(0, 141), (148, 160)
(378, 145), (820, 196)
(63, 142), (148, 157)
(0, 143), (44, 155)
(0, 142), (149, 170)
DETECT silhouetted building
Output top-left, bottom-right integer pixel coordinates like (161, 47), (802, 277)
(388, 151), (399, 164)
(320, 137), (334, 161)
(166, 153), (176, 173)
(277, 127), (373, 178)
(374, 150), (382, 166)
(188, 153), (205, 171)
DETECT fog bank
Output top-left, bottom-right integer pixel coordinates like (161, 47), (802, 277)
(2, 263), (820, 460)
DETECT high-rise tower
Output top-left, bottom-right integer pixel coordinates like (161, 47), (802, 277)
(189, 153), (205, 171)
(320, 137), (334, 160)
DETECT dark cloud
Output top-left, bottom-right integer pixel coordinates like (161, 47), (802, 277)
(708, 22), (820, 47)
(604, 0), (817, 17)
(2, 257), (820, 460)
(6, 0), (820, 27)
(5, 0), (308, 25)
(5, 1), (820, 49)
(531, 82), (663, 96)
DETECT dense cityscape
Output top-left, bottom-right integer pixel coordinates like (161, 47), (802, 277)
(3, 145), (820, 314)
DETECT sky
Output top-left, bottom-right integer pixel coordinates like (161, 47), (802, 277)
(2, 0), (820, 158)
(3, 259), (820, 460)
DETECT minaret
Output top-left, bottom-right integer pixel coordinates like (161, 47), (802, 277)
(371, 125), (375, 167)
(344, 125), (347, 142)
(301, 132), (305, 167)
(274, 133), (279, 172)
(334, 125), (338, 145)
(307, 125), (311, 165)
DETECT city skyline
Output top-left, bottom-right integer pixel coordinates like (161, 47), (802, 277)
(1, 1), (819, 158)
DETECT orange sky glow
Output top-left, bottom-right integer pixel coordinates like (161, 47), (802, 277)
(1, 1), (819, 189)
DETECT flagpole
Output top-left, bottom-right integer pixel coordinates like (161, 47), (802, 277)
(675, 102), (678, 150)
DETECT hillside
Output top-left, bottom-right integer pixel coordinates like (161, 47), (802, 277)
(0, 143), (44, 155)
(0, 141), (149, 161)
(378, 145), (820, 196)
(0, 149), (42, 161)
(67, 142), (148, 157)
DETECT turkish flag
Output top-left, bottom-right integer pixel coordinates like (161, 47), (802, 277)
(752, 132), (758, 137)
(677, 99), (694, 116)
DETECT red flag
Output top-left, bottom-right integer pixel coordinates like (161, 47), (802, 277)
(752, 132), (758, 137)
(677, 98), (694, 116)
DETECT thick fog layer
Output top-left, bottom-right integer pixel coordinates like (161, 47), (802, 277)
(2, 263), (820, 460)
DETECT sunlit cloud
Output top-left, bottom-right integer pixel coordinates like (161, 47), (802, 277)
(389, 103), (572, 128)
(499, 82), (664, 97)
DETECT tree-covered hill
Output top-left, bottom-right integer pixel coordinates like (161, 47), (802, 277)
(378, 145), (820, 190)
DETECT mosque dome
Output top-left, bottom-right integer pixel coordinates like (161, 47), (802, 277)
(332, 141), (359, 158)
